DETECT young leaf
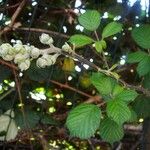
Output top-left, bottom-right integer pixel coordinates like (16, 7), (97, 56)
(99, 118), (124, 143)
(69, 34), (94, 48)
(78, 10), (100, 31)
(66, 104), (101, 139)
(132, 96), (150, 118)
(137, 56), (150, 76)
(132, 24), (150, 49)
(107, 100), (131, 125)
(127, 51), (147, 63)
(115, 89), (138, 103)
(102, 22), (122, 39)
(95, 41), (103, 52)
(90, 72), (116, 95)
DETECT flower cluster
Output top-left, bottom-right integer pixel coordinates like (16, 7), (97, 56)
(0, 33), (61, 71)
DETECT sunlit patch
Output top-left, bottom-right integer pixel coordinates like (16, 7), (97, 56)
(136, 24), (140, 27)
(113, 15), (121, 21)
(9, 81), (15, 87)
(18, 103), (24, 107)
(74, 9), (79, 13)
(139, 118), (144, 123)
(104, 52), (108, 56)
(102, 12), (108, 19)
(90, 58), (93, 62)
(28, 13), (32, 16)
(32, 1), (37, 6)
(0, 13), (3, 20)
(130, 69), (134, 73)
(80, 9), (86, 14)
(135, 16), (139, 19)
(75, 65), (81, 72)
(63, 26), (67, 33)
(120, 55), (126, 65)
(37, 108), (40, 111)
(17, 126), (21, 130)
(66, 102), (72, 106)
(55, 94), (61, 99)
(5, 20), (11, 25)
(49, 107), (56, 113)
(19, 72), (23, 77)
(75, 0), (82, 7)
(75, 25), (84, 31)
(68, 76), (73, 81)
(30, 137), (35, 141)
(83, 64), (89, 70)
(0, 85), (3, 91)
(113, 36), (117, 40)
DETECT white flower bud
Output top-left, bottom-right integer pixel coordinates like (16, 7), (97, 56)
(30, 46), (40, 58)
(0, 43), (12, 56)
(2, 54), (14, 61)
(13, 43), (26, 54)
(14, 53), (29, 64)
(36, 57), (48, 68)
(18, 59), (30, 71)
(62, 42), (72, 53)
(24, 45), (31, 53)
(39, 33), (53, 45)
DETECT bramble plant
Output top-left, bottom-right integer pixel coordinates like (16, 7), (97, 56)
(0, 9), (150, 146)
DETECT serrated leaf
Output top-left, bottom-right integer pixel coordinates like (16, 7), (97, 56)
(127, 51), (147, 63)
(15, 109), (40, 129)
(99, 118), (124, 143)
(102, 22), (122, 38)
(132, 96), (150, 118)
(143, 73), (150, 89)
(78, 10), (100, 31)
(132, 25), (150, 49)
(107, 100), (131, 125)
(90, 72), (116, 96)
(95, 41), (103, 52)
(66, 104), (101, 139)
(115, 89), (138, 103)
(69, 34), (94, 48)
(137, 56), (150, 76)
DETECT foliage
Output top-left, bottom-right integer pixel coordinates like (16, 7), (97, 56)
(0, 1), (150, 149)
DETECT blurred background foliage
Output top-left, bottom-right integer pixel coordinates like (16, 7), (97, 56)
(0, 0), (150, 149)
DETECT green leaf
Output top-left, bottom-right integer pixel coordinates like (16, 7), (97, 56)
(107, 100), (131, 125)
(115, 89), (138, 103)
(69, 34), (94, 48)
(95, 41), (103, 52)
(143, 73), (150, 89)
(137, 56), (150, 76)
(78, 10), (100, 31)
(127, 51), (147, 63)
(99, 118), (124, 143)
(26, 61), (53, 82)
(41, 114), (58, 125)
(15, 109), (40, 129)
(102, 22), (122, 38)
(127, 108), (137, 122)
(132, 96), (150, 119)
(132, 25), (150, 49)
(90, 72), (116, 96)
(66, 104), (101, 139)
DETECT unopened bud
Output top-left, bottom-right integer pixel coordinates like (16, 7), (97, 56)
(18, 59), (30, 71)
(30, 46), (40, 58)
(0, 43), (12, 56)
(36, 57), (48, 68)
(62, 42), (72, 53)
(39, 33), (53, 45)
(13, 43), (26, 54)
(2, 54), (14, 61)
(14, 53), (29, 64)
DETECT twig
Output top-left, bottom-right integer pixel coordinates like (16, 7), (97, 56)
(0, 88), (15, 101)
(13, 27), (69, 39)
(0, 0), (27, 35)
(49, 79), (93, 98)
